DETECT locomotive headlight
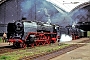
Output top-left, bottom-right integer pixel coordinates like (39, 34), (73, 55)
(16, 27), (20, 30)
(15, 22), (23, 28)
(15, 21), (23, 32)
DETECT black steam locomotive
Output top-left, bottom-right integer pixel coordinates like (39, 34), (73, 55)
(58, 25), (84, 42)
(7, 19), (59, 48)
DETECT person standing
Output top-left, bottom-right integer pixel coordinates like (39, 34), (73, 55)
(2, 32), (7, 42)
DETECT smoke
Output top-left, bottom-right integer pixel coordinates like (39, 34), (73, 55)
(20, 0), (58, 21)
(46, 0), (89, 27)
(20, 0), (32, 18)
(71, 9), (88, 23)
(20, 0), (70, 25)
(51, 13), (73, 27)
(46, 0), (74, 26)
(44, 8), (51, 24)
(60, 34), (72, 42)
(20, 0), (89, 26)
(44, 8), (50, 17)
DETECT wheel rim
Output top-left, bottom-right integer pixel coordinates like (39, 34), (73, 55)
(31, 43), (34, 47)
(35, 42), (39, 46)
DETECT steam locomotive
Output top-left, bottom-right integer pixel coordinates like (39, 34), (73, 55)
(60, 26), (84, 40)
(7, 19), (59, 48)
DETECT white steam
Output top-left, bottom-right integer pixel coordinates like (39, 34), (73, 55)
(44, 8), (51, 24)
(60, 34), (72, 42)
(20, 0), (31, 17)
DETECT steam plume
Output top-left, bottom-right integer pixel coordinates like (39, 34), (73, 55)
(20, 0), (31, 18)
(60, 34), (72, 42)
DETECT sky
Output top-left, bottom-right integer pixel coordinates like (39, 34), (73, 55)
(46, 0), (90, 12)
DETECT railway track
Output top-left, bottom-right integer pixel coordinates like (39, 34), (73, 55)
(20, 44), (85, 60)
(0, 45), (27, 54)
(20, 39), (90, 60)
(0, 45), (14, 54)
(0, 38), (90, 60)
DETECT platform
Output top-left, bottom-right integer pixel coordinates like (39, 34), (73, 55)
(50, 38), (90, 60)
(0, 42), (12, 47)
